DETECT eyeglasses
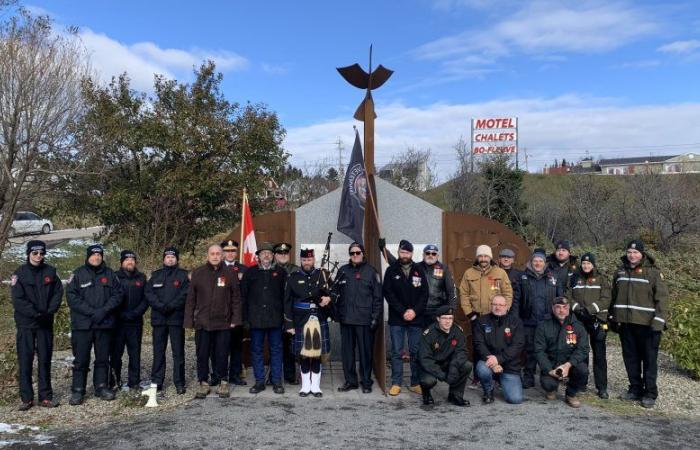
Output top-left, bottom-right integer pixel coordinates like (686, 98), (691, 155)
(30, 251), (45, 256)
(224, 249), (238, 252)
(349, 251), (363, 256)
(424, 252), (438, 256)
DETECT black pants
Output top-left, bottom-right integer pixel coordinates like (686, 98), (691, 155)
(71, 329), (111, 393)
(340, 324), (374, 388)
(227, 326), (245, 382)
(420, 360), (471, 398)
(582, 320), (607, 392)
(16, 327), (54, 402)
(282, 329), (296, 382)
(540, 362), (588, 397)
(151, 325), (185, 388)
(523, 326), (538, 380)
(196, 329), (230, 383)
(619, 323), (661, 399)
(110, 323), (143, 388)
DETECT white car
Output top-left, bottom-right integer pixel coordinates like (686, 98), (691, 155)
(10, 211), (53, 236)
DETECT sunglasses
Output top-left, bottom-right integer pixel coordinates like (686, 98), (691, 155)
(424, 252), (438, 256)
(30, 251), (45, 256)
(349, 251), (363, 256)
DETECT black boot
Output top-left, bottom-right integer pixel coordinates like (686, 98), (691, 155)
(95, 386), (116, 401)
(448, 393), (469, 407)
(249, 383), (266, 394)
(483, 390), (495, 404)
(69, 391), (84, 406)
(421, 384), (434, 405)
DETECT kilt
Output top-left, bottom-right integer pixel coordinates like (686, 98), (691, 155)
(293, 316), (330, 356)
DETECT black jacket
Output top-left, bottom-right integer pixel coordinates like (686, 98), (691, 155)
(284, 268), (332, 330)
(419, 261), (457, 317)
(534, 314), (589, 373)
(66, 263), (123, 330)
(418, 322), (469, 381)
(383, 262), (428, 326)
(114, 269), (148, 325)
(515, 264), (563, 327)
(241, 264), (286, 329)
(11, 262), (63, 329)
(145, 265), (190, 326)
(473, 313), (525, 374)
(332, 261), (382, 326)
(546, 254), (578, 290)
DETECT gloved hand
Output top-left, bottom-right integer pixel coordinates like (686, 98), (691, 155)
(92, 308), (108, 325)
(575, 307), (591, 322)
(378, 238), (386, 251)
(370, 319), (379, 331)
(607, 320), (620, 334)
(651, 318), (665, 332)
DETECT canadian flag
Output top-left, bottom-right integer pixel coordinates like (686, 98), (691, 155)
(240, 189), (257, 267)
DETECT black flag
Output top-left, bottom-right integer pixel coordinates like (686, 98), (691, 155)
(337, 130), (367, 244)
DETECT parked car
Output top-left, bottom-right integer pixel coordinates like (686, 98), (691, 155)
(9, 211), (53, 236)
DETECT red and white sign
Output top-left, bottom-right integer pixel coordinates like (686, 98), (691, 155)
(471, 117), (518, 154)
(240, 191), (257, 267)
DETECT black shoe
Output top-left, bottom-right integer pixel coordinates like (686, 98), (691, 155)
(230, 379), (247, 386)
(249, 383), (265, 394)
(362, 386), (372, 394)
(483, 390), (495, 404)
(337, 382), (359, 392)
(641, 397), (656, 408)
(299, 391), (310, 397)
(285, 378), (299, 385)
(40, 399), (60, 408)
(96, 388), (115, 401)
(620, 391), (642, 401)
(273, 384), (285, 394)
(69, 392), (84, 406)
(522, 377), (535, 389)
(598, 390), (609, 399)
(312, 391), (323, 398)
(156, 385), (164, 392)
(176, 385), (186, 395)
(421, 388), (434, 406)
(17, 401), (33, 411)
(447, 393), (469, 407)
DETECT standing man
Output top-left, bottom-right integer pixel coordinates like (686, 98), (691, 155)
(534, 297), (589, 408)
(473, 294), (525, 405)
(284, 249), (333, 397)
(419, 244), (458, 326)
(66, 244), (123, 405)
(498, 248), (521, 302)
(274, 242), (300, 385)
(383, 240), (428, 396)
(11, 240), (63, 410)
(333, 242), (382, 393)
(547, 240), (577, 289)
(241, 242), (287, 394)
(609, 240), (668, 408)
(566, 252), (611, 399)
(185, 244), (242, 399)
(146, 247), (190, 394)
(221, 240), (248, 386)
(110, 250), (148, 392)
(417, 306), (471, 406)
(515, 248), (563, 388)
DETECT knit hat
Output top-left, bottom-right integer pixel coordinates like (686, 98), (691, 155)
(626, 239), (645, 254)
(163, 246), (179, 261)
(531, 248), (547, 261)
(399, 240), (414, 252)
(580, 252), (596, 266)
(86, 244), (104, 257)
(26, 240), (46, 255)
(555, 240), (571, 251)
(476, 245), (493, 259)
(120, 250), (137, 263)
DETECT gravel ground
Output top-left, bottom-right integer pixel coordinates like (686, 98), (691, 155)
(0, 332), (698, 448)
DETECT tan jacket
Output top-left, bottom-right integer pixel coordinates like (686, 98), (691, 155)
(459, 263), (513, 318)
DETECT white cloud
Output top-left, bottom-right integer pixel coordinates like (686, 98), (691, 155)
(78, 29), (248, 91)
(657, 39), (700, 54)
(261, 63), (290, 75)
(284, 96), (700, 179)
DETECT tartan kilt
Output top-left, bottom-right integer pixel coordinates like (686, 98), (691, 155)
(293, 316), (330, 356)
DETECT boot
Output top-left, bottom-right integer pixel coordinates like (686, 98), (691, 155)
(195, 382), (211, 399)
(310, 368), (322, 398)
(69, 391), (84, 406)
(17, 400), (33, 411)
(447, 393), (469, 407)
(249, 383), (265, 394)
(216, 381), (230, 398)
(421, 384), (434, 405)
(299, 368), (311, 397)
(95, 386), (116, 401)
(483, 390), (495, 404)
(565, 395), (581, 408)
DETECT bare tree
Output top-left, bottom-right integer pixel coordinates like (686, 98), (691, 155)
(0, 9), (89, 256)
(380, 147), (436, 193)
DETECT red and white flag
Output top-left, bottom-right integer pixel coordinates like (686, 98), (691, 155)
(240, 189), (257, 266)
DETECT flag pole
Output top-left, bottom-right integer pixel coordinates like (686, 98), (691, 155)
(239, 188), (246, 264)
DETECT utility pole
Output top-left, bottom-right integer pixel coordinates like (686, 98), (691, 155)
(335, 137), (344, 183)
(524, 147), (529, 173)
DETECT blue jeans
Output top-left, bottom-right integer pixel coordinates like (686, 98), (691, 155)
(476, 360), (523, 404)
(389, 325), (421, 386)
(250, 327), (283, 385)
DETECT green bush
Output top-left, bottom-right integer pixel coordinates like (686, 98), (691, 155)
(663, 292), (700, 379)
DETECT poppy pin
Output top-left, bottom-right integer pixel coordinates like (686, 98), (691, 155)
(44, 276), (52, 284)
(451, 339), (457, 347)
(355, 272), (361, 280)
(100, 277), (108, 284)
(272, 272), (279, 277)
(135, 281), (142, 287)
(173, 280), (181, 287)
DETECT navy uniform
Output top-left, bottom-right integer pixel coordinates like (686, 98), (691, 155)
(11, 240), (63, 410)
(418, 306), (472, 406)
(110, 250), (148, 390)
(66, 244), (123, 405)
(284, 249), (332, 397)
(333, 242), (382, 393)
(145, 247), (190, 393)
(221, 240), (248, 386)
(274, 242), (301, 385)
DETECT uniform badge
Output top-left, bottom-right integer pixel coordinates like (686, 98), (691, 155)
(100, 277), (108, 284)
(423, 328), (430, 335)
(433, 342), (440, 350)
(394, 275), (400, 280)
(238, 273), (243, 280)
(173, 280), (181, 287)
(355, 273), (361, 280)
(217, 277), (226, 287)
(591, 278), (596, 283)
(504, 327), (512, 337)
(433, 268), (444, 278)
(43, 276), (52, 284)
(484, 326), (492, 333)
(451, 339), (457, 347)
(635, 267), (642, 274)
(233, 266), (239, 271)
(10, 275), (17, 286)
(272, 272), (279, 277)
(412, 276), (422, 287)
(298, 280), (306, 284)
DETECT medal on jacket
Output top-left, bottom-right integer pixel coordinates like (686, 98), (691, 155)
(433, 267), (443, 278)
(412, 274), (422, 287)
(434, 342), (440, 350)
(217, 276), (226, 287)
(635, 267), (642, 274)
(565, 325), (576, 345)
(504, 327), (512, 338)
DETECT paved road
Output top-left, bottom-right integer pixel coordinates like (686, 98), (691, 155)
(9, 380), (700, 449)
(8, 226), (103, 246)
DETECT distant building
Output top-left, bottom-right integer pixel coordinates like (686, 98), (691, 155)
(378, 158), (433, 192)
(599, 153), (700, 175)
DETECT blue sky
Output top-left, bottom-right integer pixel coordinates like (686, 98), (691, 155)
(22, 0), (700, 175)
